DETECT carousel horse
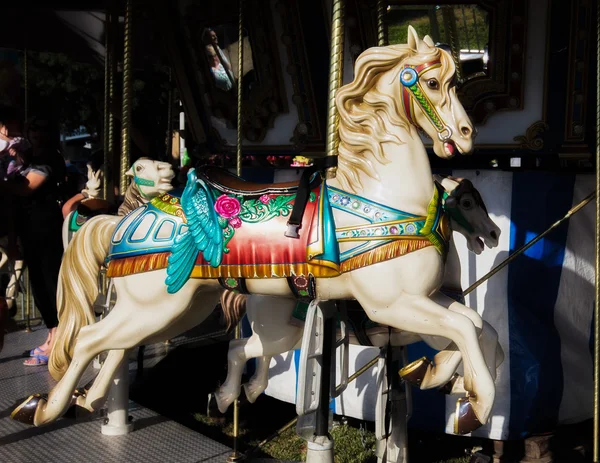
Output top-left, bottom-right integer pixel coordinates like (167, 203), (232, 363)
(211, 176), (503, 416)
(12, 28), (494, 434)
(62, 158), (175, 249)
(0, 233), (23, 317)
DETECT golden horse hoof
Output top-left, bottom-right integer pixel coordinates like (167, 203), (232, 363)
(398, 356), (431, 387)
(454, 396), (483, 435)
(11, 394), (46, 425)
(64, 388), (92, 420)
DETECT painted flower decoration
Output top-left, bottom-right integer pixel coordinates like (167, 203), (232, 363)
(215, 195), (241, 218)
(259, 194), (270, 204)
(229, 217), (242, 229)
(339, 197), (351, 206)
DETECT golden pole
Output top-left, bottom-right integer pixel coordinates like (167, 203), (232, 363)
(376, 0), (386, 47)
(464, 191), (596, 296)
(227, 2), (244, 461)
(324, 0), (345, 179)
(594, 3), (600, 460)
(236, 0), (244, 178)
(247, 355), (379, 456)
(103, 9), (111, 200)
(119, 0), (134, 197)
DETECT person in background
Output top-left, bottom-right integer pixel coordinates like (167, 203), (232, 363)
(205, 45), (234, 92)
(0, 116), (66, 366)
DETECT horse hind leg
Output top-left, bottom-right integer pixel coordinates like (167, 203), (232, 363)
(243, 355), (273, 404)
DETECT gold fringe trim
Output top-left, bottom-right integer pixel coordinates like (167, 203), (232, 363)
(106, 252), (170, 278)
(106, 253), (340, 279)
(340, 239), (432, 273)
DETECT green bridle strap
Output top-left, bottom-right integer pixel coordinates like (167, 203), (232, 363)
(133, 173), (156, 199)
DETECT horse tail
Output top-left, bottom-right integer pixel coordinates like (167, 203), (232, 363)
(0, 246), (7, 270)
(5, 259), (23, 310)
(49, 215), (117, 381)
(62, 211), (73, 250)
(220, 290), (247, 333)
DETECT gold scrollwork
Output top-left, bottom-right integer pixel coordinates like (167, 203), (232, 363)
(513, 121), (549, 151)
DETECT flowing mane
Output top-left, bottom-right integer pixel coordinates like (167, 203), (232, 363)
(118, 182), (145, 216)
(335, 42), (455, 192)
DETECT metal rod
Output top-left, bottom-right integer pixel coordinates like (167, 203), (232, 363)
(24, 267), (31, 332)
(376, 0), (386, 47)
(107, 1), (117, 200)
(236, 0), (244, 178)
(594, 3), (600, 460)
(464, 190), (596, 296)
(103, 9), (111, 200)
(227, 3), (245, 460)
(315, 317), (334, 436)
(441, 7), (462, 83)
(119, 0), (134, 197)
(325, 0), (345, 179)
(246, 355), (380, 455)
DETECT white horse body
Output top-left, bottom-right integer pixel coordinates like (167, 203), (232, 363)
(213, 177), (503, 412)
(12, 28), (500, 433)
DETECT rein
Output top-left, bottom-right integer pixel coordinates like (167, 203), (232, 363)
(400, 60), (452, 142)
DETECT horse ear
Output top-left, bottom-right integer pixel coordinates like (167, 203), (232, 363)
(422, 35), (435, 47)
(407, 25), (420, 50)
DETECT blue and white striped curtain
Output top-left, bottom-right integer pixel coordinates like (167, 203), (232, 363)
(242, 168), (595, 440)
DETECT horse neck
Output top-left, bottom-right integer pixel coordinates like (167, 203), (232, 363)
(331, 126), (435, 217)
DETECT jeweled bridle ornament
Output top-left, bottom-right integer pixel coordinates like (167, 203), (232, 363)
(400, 60), (453, 142)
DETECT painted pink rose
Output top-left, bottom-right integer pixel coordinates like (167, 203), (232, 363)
(259, 194), (270, 204)
(215, 195), (241, 218)
(229, 217), (242, 229)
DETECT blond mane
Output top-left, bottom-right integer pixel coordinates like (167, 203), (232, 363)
(335, 41), (455, 192)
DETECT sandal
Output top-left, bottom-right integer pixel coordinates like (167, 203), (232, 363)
(29, 347), (47, 357)
(24, 354), (48, 366)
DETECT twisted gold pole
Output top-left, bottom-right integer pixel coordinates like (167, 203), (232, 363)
(325, 0), (345, 179)
(376, 0), (386, 47)
(441, 7), (462, 83)
(594, 3), (600, 460)
(119, 0), (134, 197)
(236, 0), (244, 178)
(108, 9), (116, 198)
(228, 3), (244, 461)
(103, 10), (111, 200)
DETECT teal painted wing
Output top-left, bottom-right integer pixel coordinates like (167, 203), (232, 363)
(166, 169), (223, 293)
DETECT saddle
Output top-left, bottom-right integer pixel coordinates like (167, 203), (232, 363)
(197, 157), (337, 238)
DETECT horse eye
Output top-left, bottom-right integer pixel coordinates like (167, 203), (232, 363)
(427, 79), (439, 90)
(461, 199), (472, 209)
(136, 165), (143, 172)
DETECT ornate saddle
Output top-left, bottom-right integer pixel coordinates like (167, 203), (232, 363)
(196, 166), (312, 196)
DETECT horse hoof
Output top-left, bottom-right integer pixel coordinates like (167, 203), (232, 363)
(438, 373), (460, 395)
(11, 394), (46, 425)
(399, 356), (431, 387)
(207, 393), (225, 418)
(454, 397), (483, 435)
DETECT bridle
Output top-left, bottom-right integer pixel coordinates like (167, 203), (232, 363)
(400, 60), (453, 142)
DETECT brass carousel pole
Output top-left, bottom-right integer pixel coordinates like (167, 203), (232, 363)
(594, 2), (600, 460)
(119, 0), (134, 197)
(23, 47), (32, 332)
(103, 7), (111, 200)
(324, 0), (345, 179)
(376, 0), (386, 47)
(228, 1), (244, 461)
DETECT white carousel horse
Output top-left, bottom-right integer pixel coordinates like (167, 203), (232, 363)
(12, 28), (494, 434)
(61, 158), (175, 249)
(0, 237), (23, 316)
(212, 176), (503, 414)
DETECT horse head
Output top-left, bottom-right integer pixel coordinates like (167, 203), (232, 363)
(81, 163), (102, 199)
(126, 158), (175, 199)
(337, 26), (474, 174)
(436, 175), (500, 255)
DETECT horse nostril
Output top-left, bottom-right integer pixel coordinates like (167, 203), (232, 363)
(490, 230), (498, 240)
(461, 126), (471, 137)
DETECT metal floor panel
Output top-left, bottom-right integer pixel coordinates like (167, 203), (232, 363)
(0, 326), (232, 463)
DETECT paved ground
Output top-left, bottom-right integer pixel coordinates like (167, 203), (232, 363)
(0, 324), (234, 463)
